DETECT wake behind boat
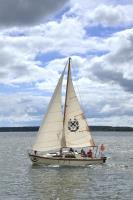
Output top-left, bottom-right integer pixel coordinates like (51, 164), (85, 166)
(28, 58), (107, 166)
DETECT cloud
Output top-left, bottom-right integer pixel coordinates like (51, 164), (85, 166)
(106, 29), (133, 79)
(88, 4), (133, 27)
(0, 17), (107, 85)
(68, 0), (133, 27)
(91, 65), (133, 92)
(0, 0), (133, 127)
(0, 0), (67, 27)
(75, 75), (133, 127)
(0, 92), (50, 126)
(84, 28), (133, 92)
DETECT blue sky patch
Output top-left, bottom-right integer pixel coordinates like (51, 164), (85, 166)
(86, 25), (126, 37)
(35, 51), (64, 66)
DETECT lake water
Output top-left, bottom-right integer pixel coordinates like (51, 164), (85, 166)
(0, 131), (133, 200)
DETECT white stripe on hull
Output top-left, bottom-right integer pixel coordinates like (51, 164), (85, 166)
(29, 154), (105, 166)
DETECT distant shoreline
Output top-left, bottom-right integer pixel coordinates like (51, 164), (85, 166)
(0, 126), (133, 132)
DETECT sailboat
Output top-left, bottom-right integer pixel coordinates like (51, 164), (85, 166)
(28, 58), (107, 166)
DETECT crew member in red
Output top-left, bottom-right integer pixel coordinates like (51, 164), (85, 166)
(87, 149), (93, 158)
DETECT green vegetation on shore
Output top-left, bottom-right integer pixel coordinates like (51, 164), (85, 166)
(0, 126), (133, 132)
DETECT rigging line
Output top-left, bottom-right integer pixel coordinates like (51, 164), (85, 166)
(72, 64), (92, 136)
(71, 60), (85, 117)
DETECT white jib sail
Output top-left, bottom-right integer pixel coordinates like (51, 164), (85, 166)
(64, 63), (95, 148)
(32, 68), (65, 152)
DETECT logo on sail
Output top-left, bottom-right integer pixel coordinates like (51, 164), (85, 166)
(68, 118), (79, 132)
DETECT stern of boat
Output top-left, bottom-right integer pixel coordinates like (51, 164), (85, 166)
(28, 153), (39, 164)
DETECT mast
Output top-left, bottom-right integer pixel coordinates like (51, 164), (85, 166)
(61, 57), (71, 148)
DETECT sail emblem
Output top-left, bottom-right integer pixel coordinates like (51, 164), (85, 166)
(68, 118), (79, 132)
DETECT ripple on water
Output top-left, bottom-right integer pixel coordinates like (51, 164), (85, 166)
(0, 131), (133, 200)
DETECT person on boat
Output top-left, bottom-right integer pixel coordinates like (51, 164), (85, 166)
(99, 144), (106, 158)
(100, 151), (105, 158)
(69, 147), (74, 153)
(81, 148), (86, 157)
(87, 149), (93, 158)
(34, 150), (37, 155)
(100, 144), (105, 152)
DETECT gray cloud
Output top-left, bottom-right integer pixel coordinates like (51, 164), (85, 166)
(0, 92), (48, 126)
(0, 0), (67, 27)
(92, 5), (123, 26)
(87, 29), (133, 93)
(108, 33), (133, 65)
(90, 4), (133, 27)
(91, 65), (133, 92)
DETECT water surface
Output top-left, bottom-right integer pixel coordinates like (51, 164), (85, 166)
(0, 131), (133, 200)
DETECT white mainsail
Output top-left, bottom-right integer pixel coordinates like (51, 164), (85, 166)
(63, 59), (95, 148)
(32, 58), (95, 152)
(32, 67), (65, 152)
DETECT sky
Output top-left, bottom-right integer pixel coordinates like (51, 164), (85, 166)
(0, 0), (133, 127)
